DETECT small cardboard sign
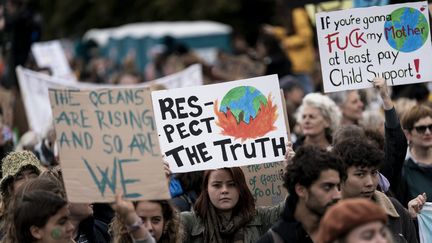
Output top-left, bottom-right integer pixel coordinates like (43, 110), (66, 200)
(241, 162), (287, 206)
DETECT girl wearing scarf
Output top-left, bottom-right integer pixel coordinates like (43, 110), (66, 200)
(180, 167), (284, 243)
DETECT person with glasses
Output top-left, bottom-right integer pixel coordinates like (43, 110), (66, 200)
(396, 105), (432, 205)
(400, 105), (432, 206)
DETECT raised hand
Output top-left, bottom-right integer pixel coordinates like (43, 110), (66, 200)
(283, 141), (295, 167)
(112, 193), (136, 225)
(372, 77), (393, 110)
(407, 192), (427, 218)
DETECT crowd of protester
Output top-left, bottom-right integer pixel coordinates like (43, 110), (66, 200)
(0, 1), (431, 243)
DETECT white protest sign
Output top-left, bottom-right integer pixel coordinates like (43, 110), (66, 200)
(16, 65), (203, 136)
(16, 67), (78, 136)
(152, 75), (288, 173)
(31, 40), (75, 80)
(49, 88), (170, 203)
(418, 202), (432, 243)
(316, 2), (432, 93)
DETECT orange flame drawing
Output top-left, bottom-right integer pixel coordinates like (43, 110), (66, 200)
(214, 94), (278, 141)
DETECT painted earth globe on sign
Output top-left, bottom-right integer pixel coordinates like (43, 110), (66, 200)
(384, 7), (429, 52)
(219, 86), (267, 124)
(215, 86), (278, 141)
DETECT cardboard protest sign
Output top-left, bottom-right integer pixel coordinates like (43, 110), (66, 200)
(49, 88), (170, 202)
(17, 65), (203, 136)
(152, 75), (288, 173)
(241, 162), (287, 206)
(316, 2), (432, 93)
(31, 40), (75, 80)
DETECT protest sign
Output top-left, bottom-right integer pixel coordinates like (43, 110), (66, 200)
(316, 2), (432, 93)
(31, 40), (75, 80)
(152, 75), (288, 173)
(418, 202), (432, 243)
(49, 87), (169, 203)
(17, 67), (77, 136)
(241, 162), (287, 206)
(17, 65), (203, 136)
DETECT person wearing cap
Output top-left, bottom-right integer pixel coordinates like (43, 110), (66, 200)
(317, 198), (393, 243)
(257, 146), (345, 243)
(0, 150), (43, 201)
(332, 137), (418, 243)
(0, 150), (43, 238)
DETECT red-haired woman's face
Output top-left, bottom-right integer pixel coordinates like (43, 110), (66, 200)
(207, 170), (239, 213)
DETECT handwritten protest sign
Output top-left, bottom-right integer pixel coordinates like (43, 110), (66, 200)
(31, 40), (75, 80)
(316, 2), (432, 93)
(17, 65), (203, 136)
(152, 75), (288, 173)
(49, 88), (170, 203)
(241, 162), (287, 206)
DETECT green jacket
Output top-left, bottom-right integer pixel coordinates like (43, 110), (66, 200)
(180, 203), (284, 243)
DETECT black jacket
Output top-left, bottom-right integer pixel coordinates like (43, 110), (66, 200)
(76, 217), (111, 243)
(379, 107), (411, 206)
(256, 198), (313, 243)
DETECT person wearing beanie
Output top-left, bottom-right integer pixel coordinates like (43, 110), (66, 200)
(333, 137), (418, 243)
(317, 198), (392, 243)
(0, 150), (43, 239)
(257, 146), (346, 243)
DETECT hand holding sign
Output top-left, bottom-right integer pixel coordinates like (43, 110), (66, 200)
(408, 193), (427, 218)
(50, 88), (170, 203)
(372, 77), (393, 110)
(152, 75), (288, 173)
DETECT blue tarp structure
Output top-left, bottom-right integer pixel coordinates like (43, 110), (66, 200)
(83, 21), (232, 71)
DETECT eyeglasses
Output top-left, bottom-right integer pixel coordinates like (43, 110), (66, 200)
(413, 124), (432, 134)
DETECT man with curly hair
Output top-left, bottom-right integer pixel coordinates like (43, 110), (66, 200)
(257, 146), (345, 243)
(333, 136), (418, 243)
